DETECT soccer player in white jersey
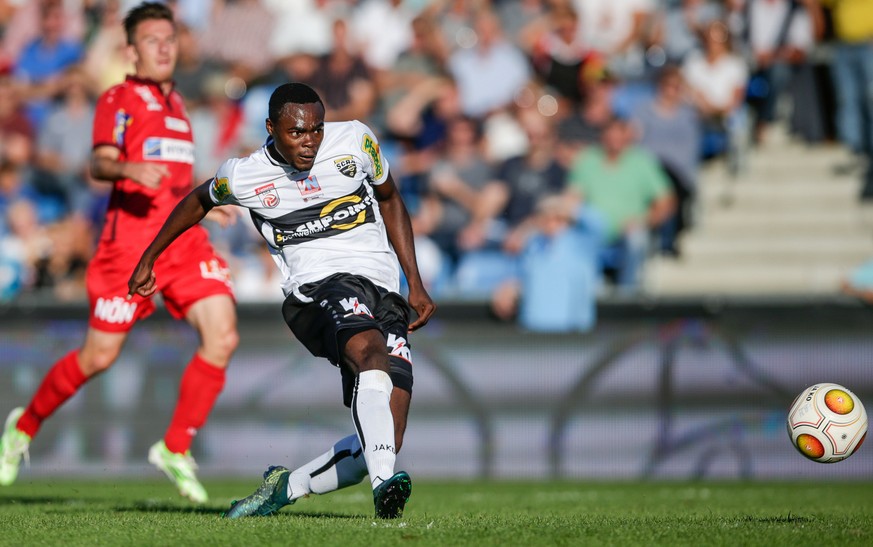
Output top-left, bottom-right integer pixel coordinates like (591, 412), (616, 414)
(127, 83), (436, 519)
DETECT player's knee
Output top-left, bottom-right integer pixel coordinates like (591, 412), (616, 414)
(343, 331), (389, 373)
(354, 346), (389, 374)
(218, 325), (240, 357)
(202, 323), (239, 363)
(80, 349), (118, 377)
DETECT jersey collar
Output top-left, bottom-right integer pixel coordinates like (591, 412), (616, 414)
(125, 74), (176, 96)
(264, 137), (301, 175)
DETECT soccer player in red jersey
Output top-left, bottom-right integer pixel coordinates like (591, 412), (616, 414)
(0, 2), (238, 503)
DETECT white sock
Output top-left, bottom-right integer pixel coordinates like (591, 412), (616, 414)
(352, 369), (396, 489)
(285, 434), (367, 501)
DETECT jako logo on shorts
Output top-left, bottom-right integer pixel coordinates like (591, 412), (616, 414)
(94, 297), (137, 324)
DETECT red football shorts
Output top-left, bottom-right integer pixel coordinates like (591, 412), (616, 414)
(86, 232), (235, 332)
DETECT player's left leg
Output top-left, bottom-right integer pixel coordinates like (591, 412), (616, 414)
(224, 435), (365, 519)
(149, 294), (238, 503)
(224, 386), (410, 519)
(1, 327), (130, 486)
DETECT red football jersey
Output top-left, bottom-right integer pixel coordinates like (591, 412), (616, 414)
(92, 75), (201, 251)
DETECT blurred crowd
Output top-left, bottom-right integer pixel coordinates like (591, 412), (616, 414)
(0, 0), (870, 329)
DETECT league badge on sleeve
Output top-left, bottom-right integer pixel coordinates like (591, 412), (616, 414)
(256, 183), (280, 208)
(361, 134), (384, 180)
(212, 177), (231, 202)
(112, 110), (132, 147)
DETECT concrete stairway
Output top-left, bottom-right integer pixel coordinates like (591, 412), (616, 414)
(644, 130), (873, 297)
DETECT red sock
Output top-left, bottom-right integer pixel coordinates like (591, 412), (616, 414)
(163, 354), (226, 454)
(17, 350), (88, 438)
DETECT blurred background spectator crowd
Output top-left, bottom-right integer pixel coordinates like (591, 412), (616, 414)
(0, 0), (870, 331)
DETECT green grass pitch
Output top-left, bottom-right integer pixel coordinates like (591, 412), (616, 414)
(1, 479), (871, 546)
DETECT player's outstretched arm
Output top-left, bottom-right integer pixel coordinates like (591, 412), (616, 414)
(374, 174), (436, 331)
(128, 180), (217, 297)
(91, 145), (170, 189)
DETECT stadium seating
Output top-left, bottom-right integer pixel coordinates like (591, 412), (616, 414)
(644, 124), (873, 296)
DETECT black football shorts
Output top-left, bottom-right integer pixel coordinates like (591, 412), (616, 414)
(282, 273), (414, 406)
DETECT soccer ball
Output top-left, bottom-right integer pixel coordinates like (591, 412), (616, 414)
(787, 383), (867, 463)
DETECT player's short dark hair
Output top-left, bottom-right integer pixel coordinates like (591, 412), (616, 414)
(123, 2), (175, 45)
(269, 83), (324, 122)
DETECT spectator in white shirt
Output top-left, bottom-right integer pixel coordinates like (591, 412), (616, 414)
(745, 0), (825, 143)
(447, 9), (531, 119)
(682, 20), (749, 171)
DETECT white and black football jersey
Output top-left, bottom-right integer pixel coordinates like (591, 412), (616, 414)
(208, 120), (400, 300)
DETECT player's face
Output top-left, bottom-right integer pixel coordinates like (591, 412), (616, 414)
(129, 18), (178, 83)
(267, 102), (326, 171)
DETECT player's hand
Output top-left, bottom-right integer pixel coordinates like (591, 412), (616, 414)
(127, 262), (157, 298)
(407, 286), (436, 332)
(430, 169), (464, 197)
(125, 162), (170, 188)
(204, 205), (244, 228)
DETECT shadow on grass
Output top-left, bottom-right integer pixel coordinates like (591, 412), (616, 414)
(741, 515), (813, 524)
(289, 511), (364, 521)
(115, 502), (227, 516)
(3, 497), (369, 520)
(0, 496), (106, 506)
(115, 502), (362, 520)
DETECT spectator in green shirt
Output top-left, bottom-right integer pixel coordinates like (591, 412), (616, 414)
(567, 116), (675, 291)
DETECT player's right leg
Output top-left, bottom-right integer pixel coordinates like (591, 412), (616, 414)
(0, 328), (127, 485)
